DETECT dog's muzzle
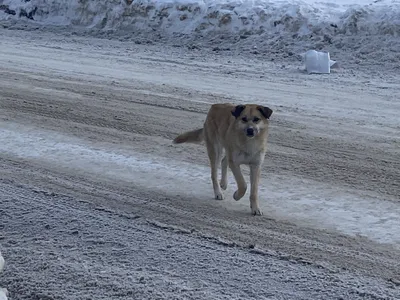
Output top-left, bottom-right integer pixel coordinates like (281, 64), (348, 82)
(246, 127), (255, 137)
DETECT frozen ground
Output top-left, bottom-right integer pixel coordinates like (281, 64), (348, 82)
(0, 28), (399, 299)
(2, 183), (399, 300)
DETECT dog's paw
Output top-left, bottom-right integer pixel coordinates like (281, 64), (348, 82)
(251, 207), (263, 216)
(219, 180), (228, 190)
(215, 192), (225, 200)
(233, 190), (245, 201)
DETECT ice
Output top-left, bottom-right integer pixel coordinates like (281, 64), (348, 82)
(1, 122), (399, 248)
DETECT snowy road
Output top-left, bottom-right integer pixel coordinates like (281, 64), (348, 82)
(0, 29), (400, 299)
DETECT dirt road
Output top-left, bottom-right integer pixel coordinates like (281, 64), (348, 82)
(0, 29), (399, 299)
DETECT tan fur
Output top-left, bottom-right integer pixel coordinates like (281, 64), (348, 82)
(173, 103), (273, 215)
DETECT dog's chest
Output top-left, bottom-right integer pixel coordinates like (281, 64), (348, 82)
(232, 149), (262, 165)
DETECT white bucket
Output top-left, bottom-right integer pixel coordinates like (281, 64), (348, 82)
(0, 289), (8, 300)
(0, 252), (7, 300)
(0, 252), (4, 273)
(305, 50), (335, 74)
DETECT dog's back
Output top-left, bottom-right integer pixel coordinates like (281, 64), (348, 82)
(203, 103), (236, 144)
(173, 103), (235, 145)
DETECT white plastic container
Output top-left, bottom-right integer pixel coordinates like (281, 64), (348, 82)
(0, 252), (4, 273)
(0, 252), (7, 300)
(0, 288), (8, 300)
(305, 50), (333, 74)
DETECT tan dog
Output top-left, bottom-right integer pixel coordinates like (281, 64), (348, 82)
(173, 103), (273, 215)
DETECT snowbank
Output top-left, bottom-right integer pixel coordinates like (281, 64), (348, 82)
(0, 0), (399, 68)
(1, 0), (399, 38)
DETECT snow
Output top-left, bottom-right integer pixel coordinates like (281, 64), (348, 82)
(1, 0), (399, 37)
(0, 3), (399, 297)
(2, 180), (398, 299)
(1, 0), (400, 71)
(1, 122), (399, 247)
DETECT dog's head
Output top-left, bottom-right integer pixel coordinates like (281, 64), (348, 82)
(231, 104), (273, 138)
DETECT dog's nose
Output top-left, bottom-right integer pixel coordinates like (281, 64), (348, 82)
(246, 128), (254, 136)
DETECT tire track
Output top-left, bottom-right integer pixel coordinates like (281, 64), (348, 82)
(1, 73), (399, 198)
(1, 157), (400, 285)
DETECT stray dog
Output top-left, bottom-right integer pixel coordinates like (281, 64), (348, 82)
(173, 103), (273, 215)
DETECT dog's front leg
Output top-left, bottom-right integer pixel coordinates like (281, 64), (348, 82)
(249, 164), (262, 215)
(229, 161), (247, 201)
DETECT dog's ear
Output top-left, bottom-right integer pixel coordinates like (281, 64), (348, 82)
(231, 105), (246, 118)
(257, 106), (273, 119)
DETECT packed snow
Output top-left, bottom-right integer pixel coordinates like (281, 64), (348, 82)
(1, 122), (399, 247)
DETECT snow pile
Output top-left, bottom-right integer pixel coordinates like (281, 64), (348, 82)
(0, 0), (399, 38)
(0, 0), (399, 67)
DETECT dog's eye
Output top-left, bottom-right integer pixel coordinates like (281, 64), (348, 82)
(253, 117), (260, 123)
(241, 117), (248, 122)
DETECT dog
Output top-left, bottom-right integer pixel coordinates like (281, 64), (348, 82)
(173, 103), (273, 215)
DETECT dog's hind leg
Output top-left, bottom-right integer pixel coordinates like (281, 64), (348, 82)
(220, 155), (228, 190)
(206, 142), (224, 200)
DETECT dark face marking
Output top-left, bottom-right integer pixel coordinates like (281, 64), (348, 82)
(231, 105), (246, 118)
(257, 106), (273, 119)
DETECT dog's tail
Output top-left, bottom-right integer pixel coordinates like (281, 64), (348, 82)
(173, 128), (204, 144)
